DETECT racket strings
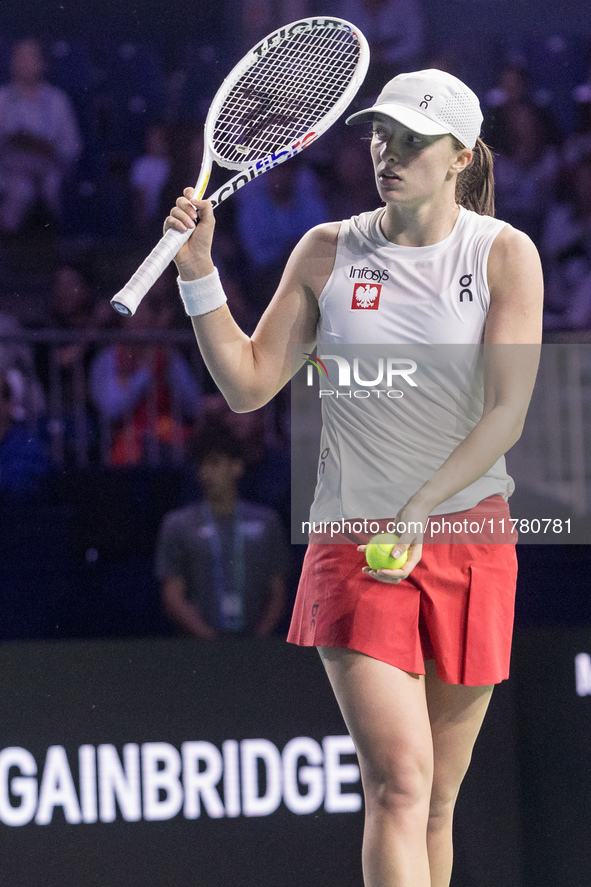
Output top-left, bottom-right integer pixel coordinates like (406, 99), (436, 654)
(213, 27), (361, 165)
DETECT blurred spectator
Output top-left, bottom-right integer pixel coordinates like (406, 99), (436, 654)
(90, 289), (202, 465)
(156, 427), (289, 637)
(420, 50), (460, 78)
(564, 86), (591, 166)
(161, 125), (204, 213)
(0, 370), (49, 499)
(238, 0), (308, 55)
(37, 265), (107, 462)
(0, 38), (82, 234)
(235, 161), (328, 308)
(541, 153), (591, 329)
(322, 131), (378, 221)
(47, 263), (106, 332)
(483, 63), (562, 155)
(492, 102), (560, 242)
(0, 311), (46, 422)
(130, 123), (172, 238)
(203, 394), (290, 522)
(161, 125), (248, 285)
(337, 0), (425, 91)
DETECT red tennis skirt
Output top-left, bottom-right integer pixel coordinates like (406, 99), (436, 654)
(287, 496), (518, 686)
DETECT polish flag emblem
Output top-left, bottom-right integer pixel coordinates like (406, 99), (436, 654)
(352, 283), (381, 309)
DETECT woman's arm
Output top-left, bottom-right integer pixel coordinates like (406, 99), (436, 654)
(165, 190), (339, 412)
(365, 226), (544, 579)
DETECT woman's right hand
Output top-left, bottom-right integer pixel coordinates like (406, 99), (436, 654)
(163, 187), (216, 280)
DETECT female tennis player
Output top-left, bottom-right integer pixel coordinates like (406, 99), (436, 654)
(164, 69), (542, 887)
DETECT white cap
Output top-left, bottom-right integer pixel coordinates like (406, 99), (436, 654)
(346, 69), (483, 149)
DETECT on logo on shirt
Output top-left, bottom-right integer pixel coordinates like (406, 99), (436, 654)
(352, 283), (381, 310)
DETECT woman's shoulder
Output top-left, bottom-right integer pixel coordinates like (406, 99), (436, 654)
(487, 222), (539, 262)
(296, 221), (341, 257)
(300, 208), (382, 247)
(486, 223), (543, 318)
(308, 219), (344, 237)
(287, 210), (382, 287)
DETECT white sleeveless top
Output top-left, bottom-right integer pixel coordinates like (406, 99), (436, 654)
(309, 205), (515, 523)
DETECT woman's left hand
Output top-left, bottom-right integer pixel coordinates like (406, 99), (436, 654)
(357, 501), (430, 584)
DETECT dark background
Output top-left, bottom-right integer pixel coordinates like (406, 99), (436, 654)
(0, 632), (578, 887)
(0, 632), (588, 887)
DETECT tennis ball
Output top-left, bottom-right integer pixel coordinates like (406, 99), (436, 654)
(365, 533), (408, 571)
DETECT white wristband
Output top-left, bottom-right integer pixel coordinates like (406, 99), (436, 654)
(177, 268), (227, 317)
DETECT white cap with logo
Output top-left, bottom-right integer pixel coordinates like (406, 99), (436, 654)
(346, 69), (483, 149)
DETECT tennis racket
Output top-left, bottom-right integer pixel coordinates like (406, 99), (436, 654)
(111, 17), (369, 316)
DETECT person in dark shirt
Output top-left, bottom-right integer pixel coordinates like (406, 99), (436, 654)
(156, 427), (289, 637)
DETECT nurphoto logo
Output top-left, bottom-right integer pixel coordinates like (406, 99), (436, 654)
(303, 353), (418, 400)
(302, 353), (328, 378)
(305, 354), (417, 388)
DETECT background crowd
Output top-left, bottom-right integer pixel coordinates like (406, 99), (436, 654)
(1, 0), (591, 641)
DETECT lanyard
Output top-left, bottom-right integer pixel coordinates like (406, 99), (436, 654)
(200, 502), (246, 631)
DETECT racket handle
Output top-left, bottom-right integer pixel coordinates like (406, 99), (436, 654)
(110, 226), (192, 316)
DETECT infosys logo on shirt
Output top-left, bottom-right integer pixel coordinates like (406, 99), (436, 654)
(349, 265), (389, 282)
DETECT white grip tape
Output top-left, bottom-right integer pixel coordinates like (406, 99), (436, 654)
(177, 268), (227, 316)
(110, 226), (192, 316)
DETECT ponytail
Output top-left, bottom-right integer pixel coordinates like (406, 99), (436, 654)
(452, 136), (495, 217)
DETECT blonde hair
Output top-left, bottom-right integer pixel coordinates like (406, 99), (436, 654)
(452, 136), (495, 217)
